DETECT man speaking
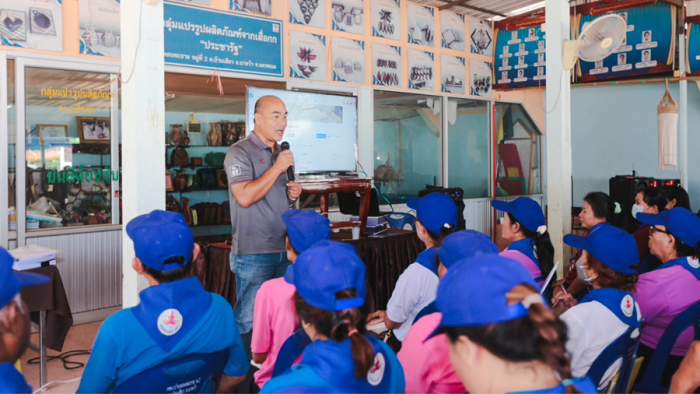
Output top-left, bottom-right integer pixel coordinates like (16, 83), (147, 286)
(224, 95), (302, 348)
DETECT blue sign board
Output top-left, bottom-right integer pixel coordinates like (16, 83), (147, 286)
(163, 1), (283, 77)
(493, 25), (546, 89)
(686, 20), (700, 76)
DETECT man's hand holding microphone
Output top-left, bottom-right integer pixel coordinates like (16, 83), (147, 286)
(273, 142), (302, 202)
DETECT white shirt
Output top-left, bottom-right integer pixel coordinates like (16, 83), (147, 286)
(386, 263), (440, 341)
(560, 300), (641, 389)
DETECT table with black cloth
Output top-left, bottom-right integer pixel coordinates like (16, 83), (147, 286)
(18, 265), (74, 387)
(193, 230), (424, 312)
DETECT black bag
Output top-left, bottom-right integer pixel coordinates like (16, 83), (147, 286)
(197, 168), (216, 190)
(418, 185), (466, 231)
(171, 147), (189, 167)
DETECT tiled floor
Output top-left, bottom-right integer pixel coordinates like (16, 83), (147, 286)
(19, 321), (103, 393)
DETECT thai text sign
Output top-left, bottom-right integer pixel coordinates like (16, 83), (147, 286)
(163, 1), (283, 77)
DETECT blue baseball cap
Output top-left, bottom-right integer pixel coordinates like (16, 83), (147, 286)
(491, 197), (546, 233)
(285, 240), (366, 312)
(407, 193), (458, 234)
(563, 225), (638, 275)
(0, 247), (50, 310)
(637, 208), (700, 248)
(428, 254), (540, 338)
(126, 210), (194, 271)
(434, 230), (499, 269)
(282, 209), (331, 254)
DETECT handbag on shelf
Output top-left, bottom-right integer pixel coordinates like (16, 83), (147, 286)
(205, 152), (226, 167)
(197, 168), (217, 190)
(169, 124), (185, 146)
(191, 157), (203, 166)
(207, 122), (222, 146)
(182, 197), (192, 225)
(170, 146), (189, 167)
(166, 194), (181, 213)
(215, 168), (227, 189)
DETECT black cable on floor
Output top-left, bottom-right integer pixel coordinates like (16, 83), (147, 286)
(27, 350), (91, 370)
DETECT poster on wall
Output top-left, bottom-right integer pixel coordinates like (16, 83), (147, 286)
(332, 37), (365, 83)
(408, 49), (434, 91)
(372, 43), (401, 87)
(470, 17), (493, 56)
(0, 0), (63, 51)
(686, 18), (700, 76)
(470, 60), (492, 97)
(289, 0), (324, 28)
(230, 0), (271, 16)
(290, 31), (326, 81)
(493, 18), (546, 89)
(577, 1), (675, 82)
(371, 0), (400, 40)
(164, 2), (283, 77)
(441, 10), (465, 51)
(332, 0), (364, 35)
(79, 0), (120, 58)
(441, 55), (466, 94)
(407, 2), (434, 47)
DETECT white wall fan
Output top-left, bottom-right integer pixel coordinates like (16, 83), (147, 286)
(563, 14), (627, 70)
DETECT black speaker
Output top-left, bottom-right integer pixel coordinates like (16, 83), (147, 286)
(609, 175), (654, 232)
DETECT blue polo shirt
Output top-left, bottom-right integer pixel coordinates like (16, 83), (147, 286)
(0, 363), (31, 394)
(77, 278), (249, 393)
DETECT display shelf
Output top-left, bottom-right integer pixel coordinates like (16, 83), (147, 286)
(166, 165), (224, 170)
(166, 144), (232, 148)
(166, 188), (228, 194)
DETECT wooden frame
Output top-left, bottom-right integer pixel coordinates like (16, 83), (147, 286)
(37, 124), (69, 143)
(77, 116), (111, 144)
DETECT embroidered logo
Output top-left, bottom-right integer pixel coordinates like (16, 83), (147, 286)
(229, 165), (241, 177)
(158, 309), (183, 336)
(621, 295), (634, 318)
(259, 159), (265, 164)
(689, 257), (700, 269)
(367, 352), (386, 386)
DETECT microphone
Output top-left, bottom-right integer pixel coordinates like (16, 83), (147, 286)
(280, 141), (295, 181)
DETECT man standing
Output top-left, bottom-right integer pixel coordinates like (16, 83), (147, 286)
(224, 95), (303, 346)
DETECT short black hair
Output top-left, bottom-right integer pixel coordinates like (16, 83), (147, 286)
(641, 187), (667, 213)
(141, 256), (192, 283)
(583, 192), (614, 222)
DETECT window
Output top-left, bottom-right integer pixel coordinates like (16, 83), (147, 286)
(494, 103), (542, 196)
(24, 67), (118, 230)
(447, 98), (490, 198)
(373, 91), (442, 203)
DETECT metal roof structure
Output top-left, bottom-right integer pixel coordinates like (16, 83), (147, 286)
(412, 0), (546, 20)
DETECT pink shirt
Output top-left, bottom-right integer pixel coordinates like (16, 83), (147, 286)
(500, 250), (543, 284)
(251, 278), (299, 388)
(633, 264), (700, 356)
(397, 313), (465, 394)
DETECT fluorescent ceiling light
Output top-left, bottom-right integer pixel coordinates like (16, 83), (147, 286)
(508, 1), (545, 16)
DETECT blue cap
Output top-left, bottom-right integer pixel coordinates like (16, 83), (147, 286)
(285, 240), (366, 312)
(563, 225), (638, 275)
(126, 210), (194, 271)
(0, 247), (50, 310)
(282, 209), (331, 253)
(429, 254), (539, 338)
(434, 230), (499, 269)
(637, 208), (700, 248)
(491, 197), (546, 233)
(407, 193), (458, 234)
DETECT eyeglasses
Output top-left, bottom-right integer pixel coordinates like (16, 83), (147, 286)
(650, 226), (672, 236)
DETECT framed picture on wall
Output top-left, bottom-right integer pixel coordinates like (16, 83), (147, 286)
(37, 124), (68, 143)
(77, 117), (111, 144)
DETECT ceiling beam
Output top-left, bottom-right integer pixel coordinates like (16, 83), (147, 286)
(437, 0), (473, 10)
(438, 0), (507, 17)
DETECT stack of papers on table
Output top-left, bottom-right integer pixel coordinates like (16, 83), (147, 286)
(9, 245), (57, 271)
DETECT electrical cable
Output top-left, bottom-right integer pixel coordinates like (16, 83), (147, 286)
(356, 160), (394, 212)
(119, 0), (144, 85)
(32, 377), (82, 394)
(27, 349), (91, 370)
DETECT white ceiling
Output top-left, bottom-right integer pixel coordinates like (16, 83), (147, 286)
(413, 0), (545, 20)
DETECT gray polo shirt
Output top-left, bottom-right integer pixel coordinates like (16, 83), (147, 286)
(224, 132), (289, 256)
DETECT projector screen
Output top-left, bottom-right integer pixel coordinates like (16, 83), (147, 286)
(246, 87), (358, 173)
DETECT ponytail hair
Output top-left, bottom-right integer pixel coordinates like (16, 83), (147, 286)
(420, 219), (457, 244)
(507, 213), (555, 281)
(294, 289), (375, 379)
(444, 285), (579, 393)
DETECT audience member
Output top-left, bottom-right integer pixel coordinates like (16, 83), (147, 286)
(662, 185), (692, 211)
(632, 187), (667, 273)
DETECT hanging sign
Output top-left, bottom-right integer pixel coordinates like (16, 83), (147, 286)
(493, 12), (546, 90)
(164, 1), (283, 77)
(576, 1), (676, 82)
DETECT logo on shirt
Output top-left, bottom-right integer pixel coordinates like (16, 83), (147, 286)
(157, 309), (183, 336)
(689, 257), (700, 269)
(229, 165), (241, 177)
(367, 352), (385, 386)
(620, 295), (634, 318)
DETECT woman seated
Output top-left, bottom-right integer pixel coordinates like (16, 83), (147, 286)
(492, 197), (554, 285)
(262, 240), (405, 393)
(554, 225), (641, 389)
(432, 254), (596, 393)
(631, 187), (667, 273)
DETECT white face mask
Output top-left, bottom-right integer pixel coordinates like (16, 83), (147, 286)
(631, 204), (645, 219)
(575, 258), (595, 286)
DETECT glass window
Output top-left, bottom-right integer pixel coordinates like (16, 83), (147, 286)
(24, 67), (117, 230)
(494, 103), (542, 196)
(373, 91), (442, 204)
(447, 98), (490, 198)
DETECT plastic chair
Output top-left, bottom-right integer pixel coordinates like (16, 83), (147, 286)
(113, 349), (230, 393)
(271, 329), (312, 379)
(587, 326), (641, 393)
(633, 299), (700, 393)
(412, 301), (438, 326)
(386, 212), (416, 231)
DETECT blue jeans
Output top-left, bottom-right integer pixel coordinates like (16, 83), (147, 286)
(230, 252), (291, 334)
